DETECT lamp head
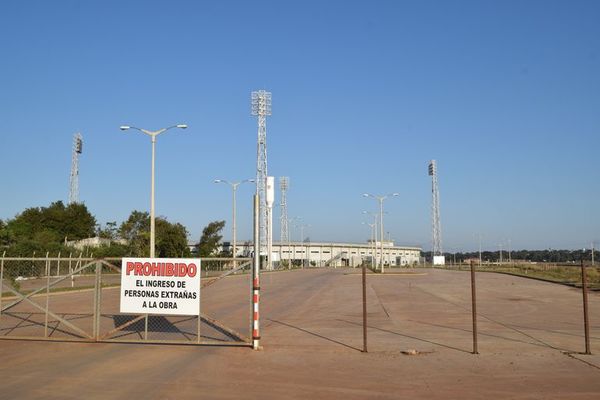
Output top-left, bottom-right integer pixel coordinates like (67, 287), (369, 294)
(214, 179), (222, 183)
(391, 193), (400, 197)
(176, 124), (188, 129)
(120, 125), (131, 131)
(362, 193), (370, 198)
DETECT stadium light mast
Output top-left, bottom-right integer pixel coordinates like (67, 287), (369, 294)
(251, 90), (272, 266)
(363, 193), (399, 273)
(69, 133), (83, 204)
(279, 177), (289, 243)
(120, 124), (188, 257)
(429, 160), (443, 265)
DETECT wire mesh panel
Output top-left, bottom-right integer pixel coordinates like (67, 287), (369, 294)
(0, 257), (97, 341)
(0, 257), (253, 346)
(99, 257), (253, 346)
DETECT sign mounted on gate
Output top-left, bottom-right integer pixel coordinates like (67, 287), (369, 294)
(120, 258), (201, 316)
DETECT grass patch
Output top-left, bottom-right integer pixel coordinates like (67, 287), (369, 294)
(439, 263), (600, 290)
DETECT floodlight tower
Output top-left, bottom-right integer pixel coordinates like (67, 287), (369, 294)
(429, 160), (443, 263)
(251, 90), (272, 261)
(69, 133), (83, 204)
(280, 177), (289, 243)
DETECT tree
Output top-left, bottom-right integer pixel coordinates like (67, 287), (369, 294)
(119, 211), (191, 257)
(119, 211), (150, 257)
(197, 220), (226, 257)
(98, 221), (118, 240)
(6, 201), (96, 243)
(156, 219), (190, 257)
(0, 219), (12, 247)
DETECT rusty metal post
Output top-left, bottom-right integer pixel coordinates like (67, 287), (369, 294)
(580, 257), (591, 355)
(362, 261), (368, 353)
(470, 260), (479, 354)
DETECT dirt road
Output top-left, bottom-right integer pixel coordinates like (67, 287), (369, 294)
(1, 268), (599, 399)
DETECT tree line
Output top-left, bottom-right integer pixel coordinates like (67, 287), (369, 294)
(0, 201), (225, 258)
(423, 249), (598, 263)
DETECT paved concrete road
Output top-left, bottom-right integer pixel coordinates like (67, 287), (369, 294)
(1, 268), (599, 399)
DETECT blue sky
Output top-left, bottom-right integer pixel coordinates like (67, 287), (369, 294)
(1, 0), (598, 251)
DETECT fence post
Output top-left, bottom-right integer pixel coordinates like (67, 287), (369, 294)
(57, 252), (61, 276)
(93, 260), (102, 340)
(362, 261), (368, 353)
(470, 260), (479, 354)
(69, 253), (74, 287)
(580, 257), (591, 355)
(0, 251), (5, 329)
(44, 252), (50, 337)
(252, 194), (261, 350)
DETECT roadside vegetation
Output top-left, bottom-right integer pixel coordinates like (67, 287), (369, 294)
(0, 200), (226, 260)
(438, 262), (600, 290)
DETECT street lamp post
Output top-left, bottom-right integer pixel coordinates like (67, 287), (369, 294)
(362, 211), (379, 267)
(288, 216), (301, 268)
(214, 179), (255, 263)
(362, 222), (376, 267)
(295, 223), (310, 268)
(363, 193), (399, 273)
(121, 124), (188, 258)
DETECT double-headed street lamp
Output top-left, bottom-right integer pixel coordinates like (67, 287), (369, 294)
(363, 193), (399, 273)
(363, 210), (386, 267)
(121, 124), (188, 258)
(287, 216), (301, 268)
(214, 179), (255, 262)
(294, 223), (311, 268)
(362, 221), (377, 267)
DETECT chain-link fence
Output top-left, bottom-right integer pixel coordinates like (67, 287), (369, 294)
(0, 256), (253, 346)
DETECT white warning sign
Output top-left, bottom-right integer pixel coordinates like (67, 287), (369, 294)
(120, 257), (201, 316)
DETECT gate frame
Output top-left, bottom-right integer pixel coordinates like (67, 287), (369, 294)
(0, 256), (255, 347)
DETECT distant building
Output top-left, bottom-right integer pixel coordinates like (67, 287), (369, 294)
(65, 236), (127, 250)
(217, 241), (422, 267)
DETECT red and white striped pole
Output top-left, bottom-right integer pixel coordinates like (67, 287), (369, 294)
(252, 276), (260, 349)
(252, 194), (261, 350)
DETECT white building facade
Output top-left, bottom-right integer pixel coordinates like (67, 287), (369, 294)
(225, 241), (422, 268)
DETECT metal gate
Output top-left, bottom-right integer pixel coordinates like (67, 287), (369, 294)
(0, 256), (253, 346)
